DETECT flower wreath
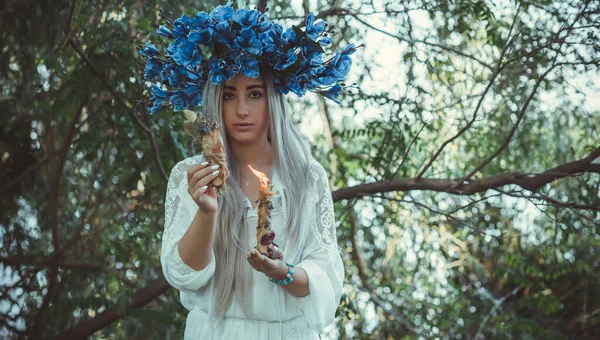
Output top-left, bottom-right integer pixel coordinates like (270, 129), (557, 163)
(139, 1), (359, 114)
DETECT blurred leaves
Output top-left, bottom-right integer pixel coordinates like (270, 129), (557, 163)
(1, 0), (600, 339)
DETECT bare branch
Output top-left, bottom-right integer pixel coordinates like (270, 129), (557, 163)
(29, 99), (86, 338)
(454, 60), (562, 186)
(416, 6), (522, 180)
(333, 147), (600, 201)
(1, 257), (102, 270)
(473, 287), (521, 340)
(348, 11), (495, 71)
(52, 277), (170, 339)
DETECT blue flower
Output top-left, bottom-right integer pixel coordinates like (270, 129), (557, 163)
(286, 75), (308, 97)
(211, 2), (234, 22)
(318, 37), (332, 47)
(236, 54), (260, 78)
(305, 14), (326, 40)
(257, 13), (271, 32)
(342, 43), (358, 56)
(321, 50), (353, 81)
(319, 84), (343, 104)
(208, 57), (236, 84)
(149, 104), (164, 115)
(172, 15), (192, 40)
(150, 84), (168, 105)
(167, 66), (196, 88)
(140, 5), (357, 112)
(232, 9), (259, 28)
(215, 19), (231, 32)
(156, 25), (172, 38)
(332, 53), (352, 78)
(274, 48), (297, 71)
(172, 41), (203, 68)
(159, 62), (175, 83)
(281, 27), (297, 46)
(313, 72), (337, 87)
(144, 58), (162, 80)
(193, 12), (212, 30)
(169, 90), (187, 111)
(235, 28), (262, 55)
(140, 42), (159, 56)
(189, 29), (213, 46)
(259, 24), (283, 53)
(184, 81), (204, 101)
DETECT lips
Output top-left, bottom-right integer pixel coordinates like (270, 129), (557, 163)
(233, 123), (254, 131)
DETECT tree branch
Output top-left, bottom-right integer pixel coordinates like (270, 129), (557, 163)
(52, 277), (170, 339)
(473, 287), (521, 340)
(348, 10), (495, 71)
(28, 99), (86, 339)
(1, 257), (102, 270)
(416, 6), (521, 181)
(333, 147), (600, 201)
(453, 60), (561, 186)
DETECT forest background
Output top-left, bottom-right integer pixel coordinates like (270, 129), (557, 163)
(1, 0), (599, 339)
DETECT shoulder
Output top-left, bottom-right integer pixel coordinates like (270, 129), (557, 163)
(307, 158), (329, 188)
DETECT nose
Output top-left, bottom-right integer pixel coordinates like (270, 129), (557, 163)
(236, 96), (250, 117)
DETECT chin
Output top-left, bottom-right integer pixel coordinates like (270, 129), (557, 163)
(229, 134), (261, 144)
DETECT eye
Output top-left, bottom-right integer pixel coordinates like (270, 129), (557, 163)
(249, 91), (263, 99)
(223, 92), (235, 100)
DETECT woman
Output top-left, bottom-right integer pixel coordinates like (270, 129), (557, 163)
(161, 71), (344, 339)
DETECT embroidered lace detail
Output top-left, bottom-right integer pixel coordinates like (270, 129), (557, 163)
(309, 160), (339, 253)
(283, 316), (312, 339)
(164, 155), (204, 237)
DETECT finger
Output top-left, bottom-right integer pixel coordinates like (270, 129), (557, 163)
(245, 249), (263, 272)
(250, 250), (269, 272)
(192, 185), (208, 202)
(187, 162), (209, 182)
(190, 166), (220, 191)
(188, 165), (219, 191)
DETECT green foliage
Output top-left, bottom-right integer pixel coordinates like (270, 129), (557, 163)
(1, 0), (599, 339)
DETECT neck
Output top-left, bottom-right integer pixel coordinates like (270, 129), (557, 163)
(230, 138), (274, 170)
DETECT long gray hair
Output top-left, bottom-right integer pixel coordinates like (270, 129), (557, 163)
(201, 72), (313, 317)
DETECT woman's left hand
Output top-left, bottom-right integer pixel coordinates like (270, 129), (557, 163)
(245, 248), (288, 280)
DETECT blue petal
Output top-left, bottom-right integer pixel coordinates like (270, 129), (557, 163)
(156, 26), (172, 38)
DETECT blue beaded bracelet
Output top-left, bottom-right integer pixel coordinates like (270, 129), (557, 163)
(269, 262), (295, 286)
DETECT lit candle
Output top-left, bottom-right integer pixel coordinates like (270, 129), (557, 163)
(248, 165), (283, 260)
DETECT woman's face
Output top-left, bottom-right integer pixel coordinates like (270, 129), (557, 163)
(222, 74), (269, 145)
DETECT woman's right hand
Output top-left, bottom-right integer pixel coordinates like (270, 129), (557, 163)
(187, 161), (220, 214)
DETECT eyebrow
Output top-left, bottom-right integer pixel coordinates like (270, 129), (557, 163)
(224, 85), (266, 91)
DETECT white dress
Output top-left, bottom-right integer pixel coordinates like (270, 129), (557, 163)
(161, 154), (344, 340)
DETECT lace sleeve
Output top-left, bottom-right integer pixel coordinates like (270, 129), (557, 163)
(290, 160), (345, 333)
(161, 154), (216, 293)
(310, 162), (339, 253)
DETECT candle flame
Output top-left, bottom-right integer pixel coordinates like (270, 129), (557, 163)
(248, 165), (271, 194)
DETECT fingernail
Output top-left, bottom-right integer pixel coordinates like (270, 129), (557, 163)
(200, 185), (208, 192)
(261, 255), (265, 261)
(210, 165), (219, 170)
(251, 249), (255, 255)
(200, 161), (209, 166)
(212, 170), (219, 176)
